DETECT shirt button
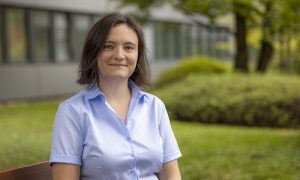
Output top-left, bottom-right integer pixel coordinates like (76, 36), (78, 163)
(129, 169), (134, 174)
(130, 153), (134, 157)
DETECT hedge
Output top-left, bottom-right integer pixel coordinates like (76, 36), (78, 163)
(154, 56), (230, 88)
(153, 74), (300, 128)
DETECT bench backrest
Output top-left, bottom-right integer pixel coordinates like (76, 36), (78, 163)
(0, 161), (52, 180)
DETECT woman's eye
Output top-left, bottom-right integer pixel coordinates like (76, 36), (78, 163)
(125, 46), (135, 51)
(103, 45), (113, 50)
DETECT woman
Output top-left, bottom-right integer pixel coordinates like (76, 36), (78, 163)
(50, 13), (182, 180)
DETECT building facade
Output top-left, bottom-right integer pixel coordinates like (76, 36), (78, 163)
(0, 0), (233, 101)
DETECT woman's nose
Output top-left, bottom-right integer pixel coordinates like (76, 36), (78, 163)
(114, 47), (125, 61)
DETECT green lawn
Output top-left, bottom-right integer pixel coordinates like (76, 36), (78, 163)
(0, 100), (59, 171)
(174, 123), (300, 179)
(0, 100), (299, 179)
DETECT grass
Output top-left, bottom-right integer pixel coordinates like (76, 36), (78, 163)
(174, 122), (300, 179)
(0, 100), (300, 179)
(0, 100), (59, 170)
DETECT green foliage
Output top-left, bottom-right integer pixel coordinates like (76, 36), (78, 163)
(173, 0), (231, 23)
(155, 56), (230, 88)
(154, 74), (300, 128)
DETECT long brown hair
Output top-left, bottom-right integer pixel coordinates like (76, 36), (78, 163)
(77, 13), (151, 88)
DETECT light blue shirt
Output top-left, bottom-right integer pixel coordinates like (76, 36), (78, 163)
(49, 81), (181, 180)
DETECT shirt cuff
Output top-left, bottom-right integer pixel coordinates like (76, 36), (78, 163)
(163, 151), (182, 163)
(49, 155), (82, 166)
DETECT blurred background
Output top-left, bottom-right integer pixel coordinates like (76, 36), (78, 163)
(0, 0), (299, 179)
(0, 0), (234, 101)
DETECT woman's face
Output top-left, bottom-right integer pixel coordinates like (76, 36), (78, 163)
(97, 24), (138, 82)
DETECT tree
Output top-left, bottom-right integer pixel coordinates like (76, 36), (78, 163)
(231, 0), (253, 72)
(173, 0), (253, 72)
(117, 0), (253, 72)
(256, 0), (275, 73)
(274, 0), (300, 72)
(116, 0), (300, 73)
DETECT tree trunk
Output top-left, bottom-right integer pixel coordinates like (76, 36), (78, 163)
(234, 11), (248, 72)
(256, 41), (273, 72)
(256, 1), (274, 73)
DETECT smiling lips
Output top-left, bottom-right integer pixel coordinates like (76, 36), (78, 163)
(109, 64), (128, 67)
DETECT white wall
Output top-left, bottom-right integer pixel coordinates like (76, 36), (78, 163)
(0, 64), (81, 101)
(0, 0), (110, 13)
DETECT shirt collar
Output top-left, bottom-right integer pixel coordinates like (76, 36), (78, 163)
(84, 82), (105, 100)
(84, 80), (150, 101)
(128, 80), (150, 101)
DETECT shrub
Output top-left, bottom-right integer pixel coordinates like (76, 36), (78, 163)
(153, 74), (300, 128)
(154, 56), (230, 88)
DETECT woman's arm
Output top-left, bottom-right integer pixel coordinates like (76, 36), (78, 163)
(158, 160), (181, 180)
(52, 163), (80, 180)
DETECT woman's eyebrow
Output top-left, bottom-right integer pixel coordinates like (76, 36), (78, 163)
(104, 41), (136, 46)
(124, 42), (137, 46)
(104, 41), (115, 44)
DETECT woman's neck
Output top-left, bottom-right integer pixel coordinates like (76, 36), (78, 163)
(98, 78), (131, 101)
(98, 78), (132, 122)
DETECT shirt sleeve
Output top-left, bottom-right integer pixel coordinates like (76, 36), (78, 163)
(159, 102), (182, 163)
(49, 101), (83, 166)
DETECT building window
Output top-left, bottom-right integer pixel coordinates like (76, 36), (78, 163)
(154, 22), (162, 60)
(183, 24), (192, 57)
(8, 8), (26, 63)
(173, 23), (182, 59)
(191, 25), (198, 56)
(196, 25), (205, 55)
(207, 27), (216, 57)
(160, 23), (171, 59)
(154, 22), (180, 60)
(167, 23), (179, 59)
(54, 12), (68, 62)
(73, 14), (90, 61)
(179, 24), (188, 57)
(32, 10), (50, 62)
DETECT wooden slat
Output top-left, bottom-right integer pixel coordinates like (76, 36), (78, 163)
(0, 161), (52, 180)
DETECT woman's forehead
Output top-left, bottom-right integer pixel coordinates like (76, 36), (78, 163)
(106, 24), (138, 44)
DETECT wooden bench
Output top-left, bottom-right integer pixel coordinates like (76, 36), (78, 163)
(0, 161), (52, 180)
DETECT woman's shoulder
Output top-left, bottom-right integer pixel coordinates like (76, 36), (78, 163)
(58, 88), (90, 110)
(141, 91), (165, 107)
